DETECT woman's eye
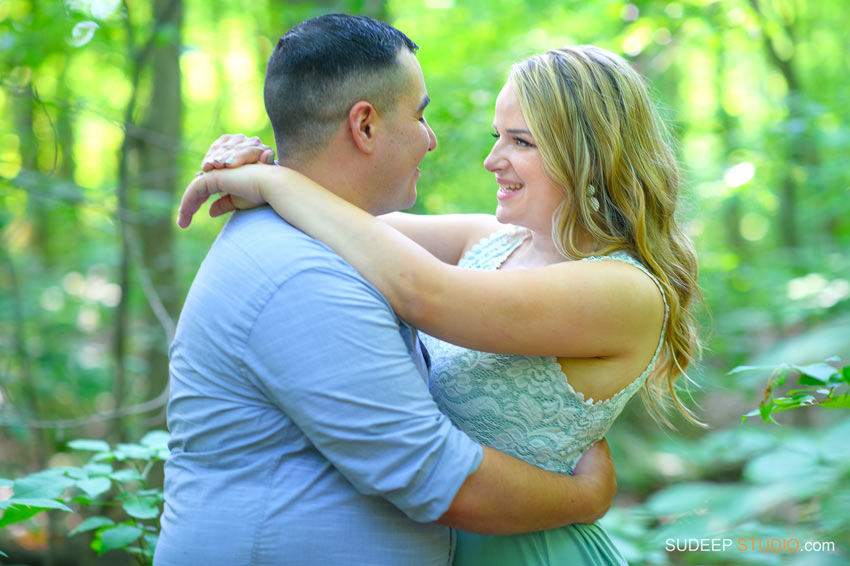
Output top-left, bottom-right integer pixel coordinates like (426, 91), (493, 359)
(514, 137), (534, 148)
(490, 132), (500, 139)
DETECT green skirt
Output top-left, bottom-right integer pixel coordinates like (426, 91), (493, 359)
(454, 522), (627, 566)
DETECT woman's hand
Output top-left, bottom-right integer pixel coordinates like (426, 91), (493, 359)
(201, 133), (275, 172)
(178, 165), (272, 228)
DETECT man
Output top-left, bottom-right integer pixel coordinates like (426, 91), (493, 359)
(156, 14), (614, 566)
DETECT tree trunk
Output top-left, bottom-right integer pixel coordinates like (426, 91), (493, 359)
(134, 0), (182, 411)
(749, 0), (819, 252)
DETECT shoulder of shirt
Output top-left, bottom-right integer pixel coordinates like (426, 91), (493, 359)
(215, 207), (364, 279)
(209, 208), (396, 316)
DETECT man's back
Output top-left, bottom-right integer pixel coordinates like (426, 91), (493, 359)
(155, 208), (481, 565)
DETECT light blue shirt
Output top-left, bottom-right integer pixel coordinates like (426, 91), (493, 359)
(155, 208), (483, 566)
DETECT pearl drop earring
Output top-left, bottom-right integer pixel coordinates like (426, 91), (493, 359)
(588, 185), (600, 212)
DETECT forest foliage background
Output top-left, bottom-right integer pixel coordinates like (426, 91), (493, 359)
(1, 0), (849, 564)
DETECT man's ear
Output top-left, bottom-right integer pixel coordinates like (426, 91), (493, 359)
(348, 101), (380, 154)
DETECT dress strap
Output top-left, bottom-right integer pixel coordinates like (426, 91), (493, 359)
(459, 225), (530, 271)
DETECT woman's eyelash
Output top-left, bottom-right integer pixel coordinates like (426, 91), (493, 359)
(491, 131), (534, 148)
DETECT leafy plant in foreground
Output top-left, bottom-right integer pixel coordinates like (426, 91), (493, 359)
(735, 358), (850, 424)
(0, 430), (168, 564)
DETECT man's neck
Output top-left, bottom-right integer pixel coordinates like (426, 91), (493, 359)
(279, 152), (373, 214)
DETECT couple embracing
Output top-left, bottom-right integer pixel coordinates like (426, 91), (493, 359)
(155, 13), (700, 566)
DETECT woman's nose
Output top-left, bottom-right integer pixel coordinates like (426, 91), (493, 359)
(483, 143), (504, 172)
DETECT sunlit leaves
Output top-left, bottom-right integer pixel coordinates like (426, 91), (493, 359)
(0, 433), (168, 560)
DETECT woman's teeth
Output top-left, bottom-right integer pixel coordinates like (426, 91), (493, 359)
(500, 184), (523, 191)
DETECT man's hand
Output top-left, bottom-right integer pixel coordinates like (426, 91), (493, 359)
(178, 165), (271, 228)
(572, 438), (616, 522)
(201, 133), (275, 172)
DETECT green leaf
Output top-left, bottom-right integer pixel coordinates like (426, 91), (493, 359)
(744, 447), (823, 486)
(140, 430), (170, 450)
(795, 363), (839, 383)
(0, 498), (71, 511)
(820, 395), (850, 409)
(68, 439), (111, 453)
(69, 495), (94, 505)
(0, 499), (72, 528)
(786, 387), (820, 395)
(76, 477), (111, 498)
(799, 374), (828, 385)
(770, 395), (816, 412)
(69, 515), (115, 536)
(34, 467), (77, 479)
(783, 393), (816, 404)
(0, 478), (12, 488)
(841, 366), (850, 384)
(728, 364), (777, 375)
(95, 524), (143, 554)
(741, 408), (760, 422)
(62, 467), (89, 481)
(109, 469), (143, 483)
(0, 549), (7, 557)
(114, 443), (153, 461)
(123, 495), (160, 519)
(136, 488), (163, 499)
(759, 399), (774, 421)
(84, 462), (113, 476)
(0, 504), (43, 528)
(13, 474), (75, 499)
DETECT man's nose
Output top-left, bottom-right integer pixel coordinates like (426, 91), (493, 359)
(425, 120), (437, 152)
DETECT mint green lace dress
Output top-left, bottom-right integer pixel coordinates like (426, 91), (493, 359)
(422, 226), (668, 566)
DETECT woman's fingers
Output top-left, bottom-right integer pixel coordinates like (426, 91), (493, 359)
(201, 134), (240, 171)
(178, 165), (269, 228)
(201, 134), (272, 171)
(178, 173), (222, 228)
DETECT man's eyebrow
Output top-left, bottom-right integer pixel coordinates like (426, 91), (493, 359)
(418, 96), (431, 113)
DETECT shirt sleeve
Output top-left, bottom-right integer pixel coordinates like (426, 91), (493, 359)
(242, 264), (483, 523)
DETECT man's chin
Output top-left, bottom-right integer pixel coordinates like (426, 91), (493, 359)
(400, 185), (417, 211)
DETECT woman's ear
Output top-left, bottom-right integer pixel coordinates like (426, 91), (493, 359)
(348, 101), (379, 154)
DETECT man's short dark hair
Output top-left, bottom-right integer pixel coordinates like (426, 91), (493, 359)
(264, 13), (419, 161)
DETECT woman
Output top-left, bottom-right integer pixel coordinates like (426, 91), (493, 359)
(181, 45), (702, 565)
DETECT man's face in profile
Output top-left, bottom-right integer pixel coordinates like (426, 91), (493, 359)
(369, 50), (437, 215)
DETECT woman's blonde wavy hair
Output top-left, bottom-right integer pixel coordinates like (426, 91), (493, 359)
(510, 46), (704, 427)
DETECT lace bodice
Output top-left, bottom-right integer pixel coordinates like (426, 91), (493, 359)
(422, 226), (667, 474)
